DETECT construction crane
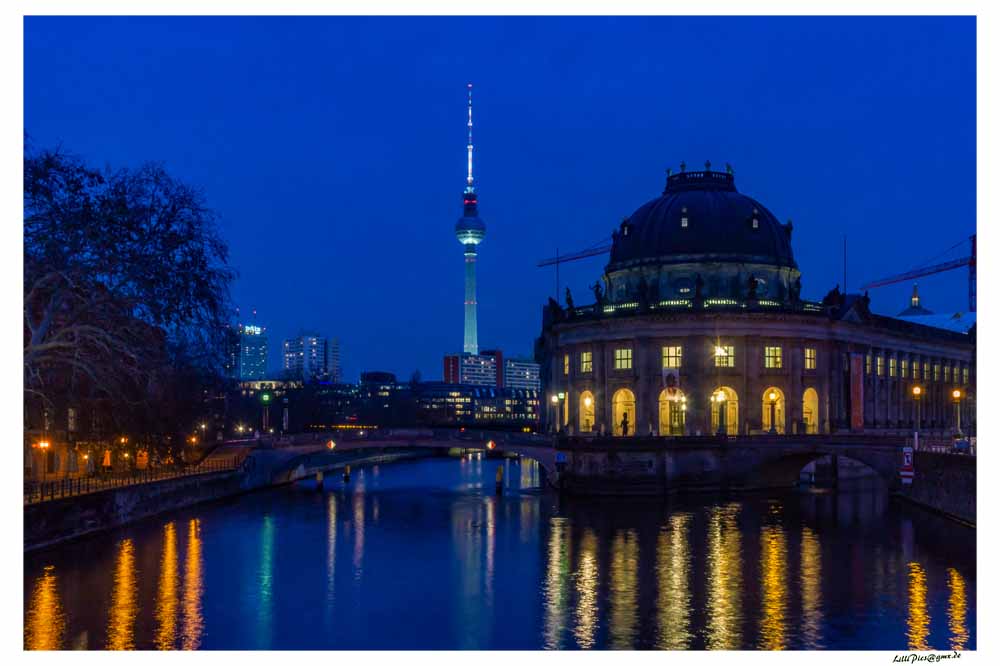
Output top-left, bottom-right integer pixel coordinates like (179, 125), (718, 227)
(537, 240), (613, 302)
(860, 235), (976, 312)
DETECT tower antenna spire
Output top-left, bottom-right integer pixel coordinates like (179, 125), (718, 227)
(466, 82), (474, 193)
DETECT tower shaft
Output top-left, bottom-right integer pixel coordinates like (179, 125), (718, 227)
(463, 245), (479, 354)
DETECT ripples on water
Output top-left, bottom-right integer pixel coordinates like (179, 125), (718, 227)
(24, 456), (976, 650)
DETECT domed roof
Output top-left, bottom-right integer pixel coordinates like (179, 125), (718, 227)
(608, 168), (796, 271)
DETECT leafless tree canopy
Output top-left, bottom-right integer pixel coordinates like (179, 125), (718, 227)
(24, 146), (236, 450)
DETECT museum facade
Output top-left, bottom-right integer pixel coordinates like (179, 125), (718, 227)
(536, 166), (975, 437)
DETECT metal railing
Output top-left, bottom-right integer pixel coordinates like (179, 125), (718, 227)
(24, 456), (240, 505)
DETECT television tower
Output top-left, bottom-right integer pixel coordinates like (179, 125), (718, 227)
(455, 83), (486, 355)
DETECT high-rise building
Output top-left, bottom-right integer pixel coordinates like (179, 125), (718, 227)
(238, 324), (268, 380)
(504, 357), (541, 391)
(282, 334), (341, 382)
(454, 83), (486, 355)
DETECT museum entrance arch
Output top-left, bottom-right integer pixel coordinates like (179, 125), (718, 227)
(658, 388), (686, 435)
(612, 388), (636, 436)
(711, 386), (739, 436)
(762, 386), (786, 434)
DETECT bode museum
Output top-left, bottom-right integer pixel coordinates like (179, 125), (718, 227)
(537, 164), (975, 438)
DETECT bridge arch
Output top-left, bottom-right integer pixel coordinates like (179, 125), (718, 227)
(748, 447), (897, 490)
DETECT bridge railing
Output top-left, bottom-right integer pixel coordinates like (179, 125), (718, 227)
(23, 456), (240, 505)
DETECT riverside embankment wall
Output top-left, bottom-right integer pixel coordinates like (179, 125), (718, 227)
(24, 447), (433, 552)
(896, 452), (976, 525)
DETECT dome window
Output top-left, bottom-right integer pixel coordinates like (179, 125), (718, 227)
(680, 206), (689, 228)
(751, 208), (759, 229)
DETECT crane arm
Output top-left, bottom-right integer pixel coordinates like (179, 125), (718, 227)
(861, 256), (971, 289)
(537, 243), (612, 267)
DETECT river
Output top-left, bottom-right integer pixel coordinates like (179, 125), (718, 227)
(24, 454), (975, 650)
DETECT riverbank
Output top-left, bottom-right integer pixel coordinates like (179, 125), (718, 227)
(24, 447), (434, 552)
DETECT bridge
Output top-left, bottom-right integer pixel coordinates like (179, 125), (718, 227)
(206, 429), (915, 495)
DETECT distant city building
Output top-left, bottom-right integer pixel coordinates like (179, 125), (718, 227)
(504, 357), (541, 390)
(282, 334), (341, 382)
(444, 349), (540, 390)
(238, 324), (268, 380)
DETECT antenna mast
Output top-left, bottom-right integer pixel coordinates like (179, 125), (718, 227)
(466, 83), (474, 193)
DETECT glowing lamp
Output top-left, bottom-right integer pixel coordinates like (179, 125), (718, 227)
(769, 391), (778, 402)
(38, 440), (50, 450)
(551, 395), (559, 404)
(487, 440), (496, 450)
(327, 440), (336, 450)
(952, 389), (962, 400)
(584, 396), (593, 408)
(912, 386), (922, 397)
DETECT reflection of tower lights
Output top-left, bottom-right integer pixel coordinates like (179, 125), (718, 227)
(907, 562), (932, 651)
(947, 568), (969, 650)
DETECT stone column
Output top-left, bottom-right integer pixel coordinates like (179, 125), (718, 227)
(788, 342), (803, 434)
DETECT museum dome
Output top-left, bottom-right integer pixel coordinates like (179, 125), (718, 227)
(607, 166), (797, 271)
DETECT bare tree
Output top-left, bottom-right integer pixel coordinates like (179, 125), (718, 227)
(24, 147), (236, 454)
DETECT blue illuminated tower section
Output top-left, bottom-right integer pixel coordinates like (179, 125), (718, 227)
(455, 83), (486, 355)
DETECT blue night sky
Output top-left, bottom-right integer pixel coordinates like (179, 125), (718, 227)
(25, 16), (976, 382)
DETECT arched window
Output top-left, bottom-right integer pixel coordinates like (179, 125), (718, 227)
(612, 389), (636, 436)
(803, 388), (819, 434)
(579, 391), (595, 433)
(762, 387), (786, 434)
(710, 386), (739, 436)
(658, 388), (686, 435)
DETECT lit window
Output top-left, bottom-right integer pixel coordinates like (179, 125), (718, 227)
(714, 345), (735, 368)
(680, 206), (688, 228)
(933, 363), (940, 382)
(804, 348), (816, 370)
(963, 367), (969, 384)
(614, 348), (633, 370)
(923, 363), (930, 380)
(662, 346), (682, 368)
(889, 357), (897, 377)
(877, 355), (884, 376)
(563, 354), (569, 376)
(901, 359), (908, 377)
(580, 351), (593, 373)
(765, 346), (782, 369)
(865, 353), (872, 374)
(944, 365), (951, 382)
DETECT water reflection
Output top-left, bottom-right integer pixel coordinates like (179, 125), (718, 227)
(759, 523), (788, 650)
(106, 538), (138, 650)
(25, 565), (64, 650)
(21, 459), (977, 650)
(181, 518), (204, 649)
(947, 568), (969, 650)
(907, 562), (932, 651)
(543, 517), (571, 649)
(609, 529), (638, 649)
(573, 529), (599, 649)
(154, 523), (179, 649)
(257, 515), (275, 649)
(706, 504), (743, 649)
(799, 527), (823, 649)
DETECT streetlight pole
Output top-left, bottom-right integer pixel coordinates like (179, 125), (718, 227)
(768, 390), (778, 435)
(952, 389), (963, 437)
(912, 385), (922, 449)
(716, 391), (727, 436)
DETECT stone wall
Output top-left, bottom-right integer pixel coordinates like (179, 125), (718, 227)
(896, 451), (976, 525)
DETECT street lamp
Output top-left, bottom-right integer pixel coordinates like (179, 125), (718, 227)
(715, 390), (727, 436)
(768, 390), (778, 435)
(952, 389), (964, 437)
(37, 440), (50, 482)
(911, 385), (923, 445)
